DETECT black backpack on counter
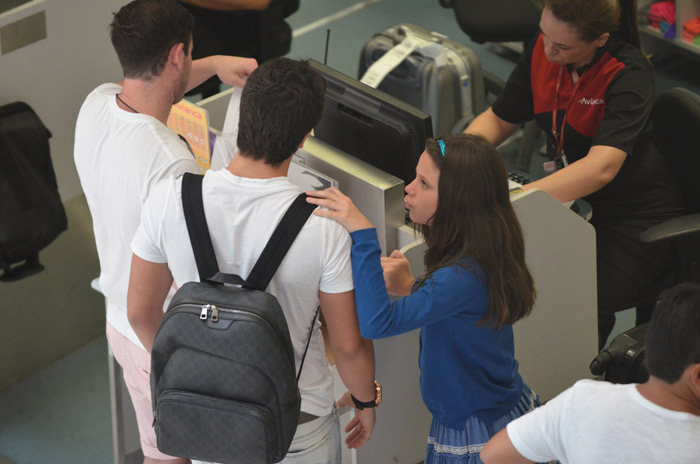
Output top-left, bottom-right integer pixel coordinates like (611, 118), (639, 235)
(0, 102), (67, 281)
(150, 173), (317, 463)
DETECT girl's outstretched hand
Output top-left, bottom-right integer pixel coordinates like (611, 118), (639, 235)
(306, 187), (374, 233)
(380, 250), (415, 296)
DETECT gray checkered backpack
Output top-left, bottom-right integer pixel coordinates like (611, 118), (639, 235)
(150, 173), (318, 463)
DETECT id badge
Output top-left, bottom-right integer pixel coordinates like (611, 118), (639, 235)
(543, 160), (557, 174)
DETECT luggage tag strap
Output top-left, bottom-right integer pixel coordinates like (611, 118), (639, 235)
(360, 26), (422, 89)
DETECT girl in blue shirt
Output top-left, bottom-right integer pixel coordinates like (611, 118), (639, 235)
(307, 134), (538, 463)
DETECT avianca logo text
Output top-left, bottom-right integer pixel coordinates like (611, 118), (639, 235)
(577, 97), (605, 105)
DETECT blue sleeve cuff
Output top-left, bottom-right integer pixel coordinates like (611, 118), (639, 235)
(350, 228), (378, 243)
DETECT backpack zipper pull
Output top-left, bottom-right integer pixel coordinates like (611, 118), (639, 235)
(200, 304), (219, 322)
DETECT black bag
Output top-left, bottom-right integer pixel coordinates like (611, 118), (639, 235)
(589, 323), (649, 384)
(151, 173), (317, 464)
(0, 102), (67, 281)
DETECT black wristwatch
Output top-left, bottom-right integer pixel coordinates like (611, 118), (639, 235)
(351, 380), (382, 410)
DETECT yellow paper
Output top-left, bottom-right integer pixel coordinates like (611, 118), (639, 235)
(167, 100), (211, 172)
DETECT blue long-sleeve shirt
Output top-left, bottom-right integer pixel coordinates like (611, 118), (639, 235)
(350, 228), (523, 428)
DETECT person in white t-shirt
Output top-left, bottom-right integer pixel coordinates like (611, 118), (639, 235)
(480, 282), (700, 464)
(73, 1), (256, 462)
(127, 57), (378, 463)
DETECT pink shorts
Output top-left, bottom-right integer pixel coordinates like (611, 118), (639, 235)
(106, 323), (178, 460)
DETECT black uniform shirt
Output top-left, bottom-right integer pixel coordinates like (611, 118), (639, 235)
(493, 34), (683, 227)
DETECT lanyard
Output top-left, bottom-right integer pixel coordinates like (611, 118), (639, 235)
(117, 93), (196, 160)
(178, 134), (196, 158)
(552, 65), (584, 158)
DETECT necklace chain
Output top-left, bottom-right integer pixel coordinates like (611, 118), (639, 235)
(116, 93), (139, 114)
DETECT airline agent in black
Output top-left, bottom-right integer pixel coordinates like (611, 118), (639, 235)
(466, 0), (683, 349)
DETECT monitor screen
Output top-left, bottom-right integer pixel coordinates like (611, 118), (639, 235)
(309, 60), (433, 186)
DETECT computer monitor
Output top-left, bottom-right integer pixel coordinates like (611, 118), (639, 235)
(309, 60), (433, 186)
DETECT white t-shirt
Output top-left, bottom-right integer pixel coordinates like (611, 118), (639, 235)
(131, 169), (354, 416)
(74, 83), (200, 349)
(507, 379), (700, 463)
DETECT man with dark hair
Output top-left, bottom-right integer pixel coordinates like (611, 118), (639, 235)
(479, 282), (700, 463)
(127, 57), (378, 463)
(645, 283), (700, 384)
(235, 57), (326, 166)
(74, 1), (256, 462)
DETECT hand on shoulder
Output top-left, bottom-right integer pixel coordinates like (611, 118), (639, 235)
(306, 187), (374, 233)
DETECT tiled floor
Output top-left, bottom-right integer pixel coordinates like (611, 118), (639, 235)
(2, 1), (699, 463)
(0, 336), (111, 463)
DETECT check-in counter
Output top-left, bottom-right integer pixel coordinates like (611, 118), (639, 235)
(102, 89), (597, 464)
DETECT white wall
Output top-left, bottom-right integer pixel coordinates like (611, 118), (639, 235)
(0, 0), (127, 201)
(0, 0), (128, 390)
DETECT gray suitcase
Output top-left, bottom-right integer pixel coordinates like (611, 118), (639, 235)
(359, 24), (486, 137)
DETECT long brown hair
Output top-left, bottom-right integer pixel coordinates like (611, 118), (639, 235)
(418, 134), (535, 329)
(544, 0), (641, 48)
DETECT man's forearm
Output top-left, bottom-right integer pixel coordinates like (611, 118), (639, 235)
(187, 55), (257, 92)
(333, 339), (376, 402)
(187, 56), (220, 92)
(465, 107), (520, 147)
(480, 428), (535, 464)
(128, 307), (163, 353)
(127, 255), (174, 353)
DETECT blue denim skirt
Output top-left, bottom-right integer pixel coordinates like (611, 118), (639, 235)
(425, 384), (540, 464)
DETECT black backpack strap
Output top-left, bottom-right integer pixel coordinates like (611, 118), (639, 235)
(297, 307), (319, 382)
(245, 193), (316, 291)
(181, 172), (220, 282)
(245, 193), (317, 383)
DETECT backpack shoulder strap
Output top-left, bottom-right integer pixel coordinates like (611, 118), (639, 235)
(183, 174), (316, 289)
(246, 193), (316, 291)
(181, 172), (220, 282)
(245, 192), (318, 383)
